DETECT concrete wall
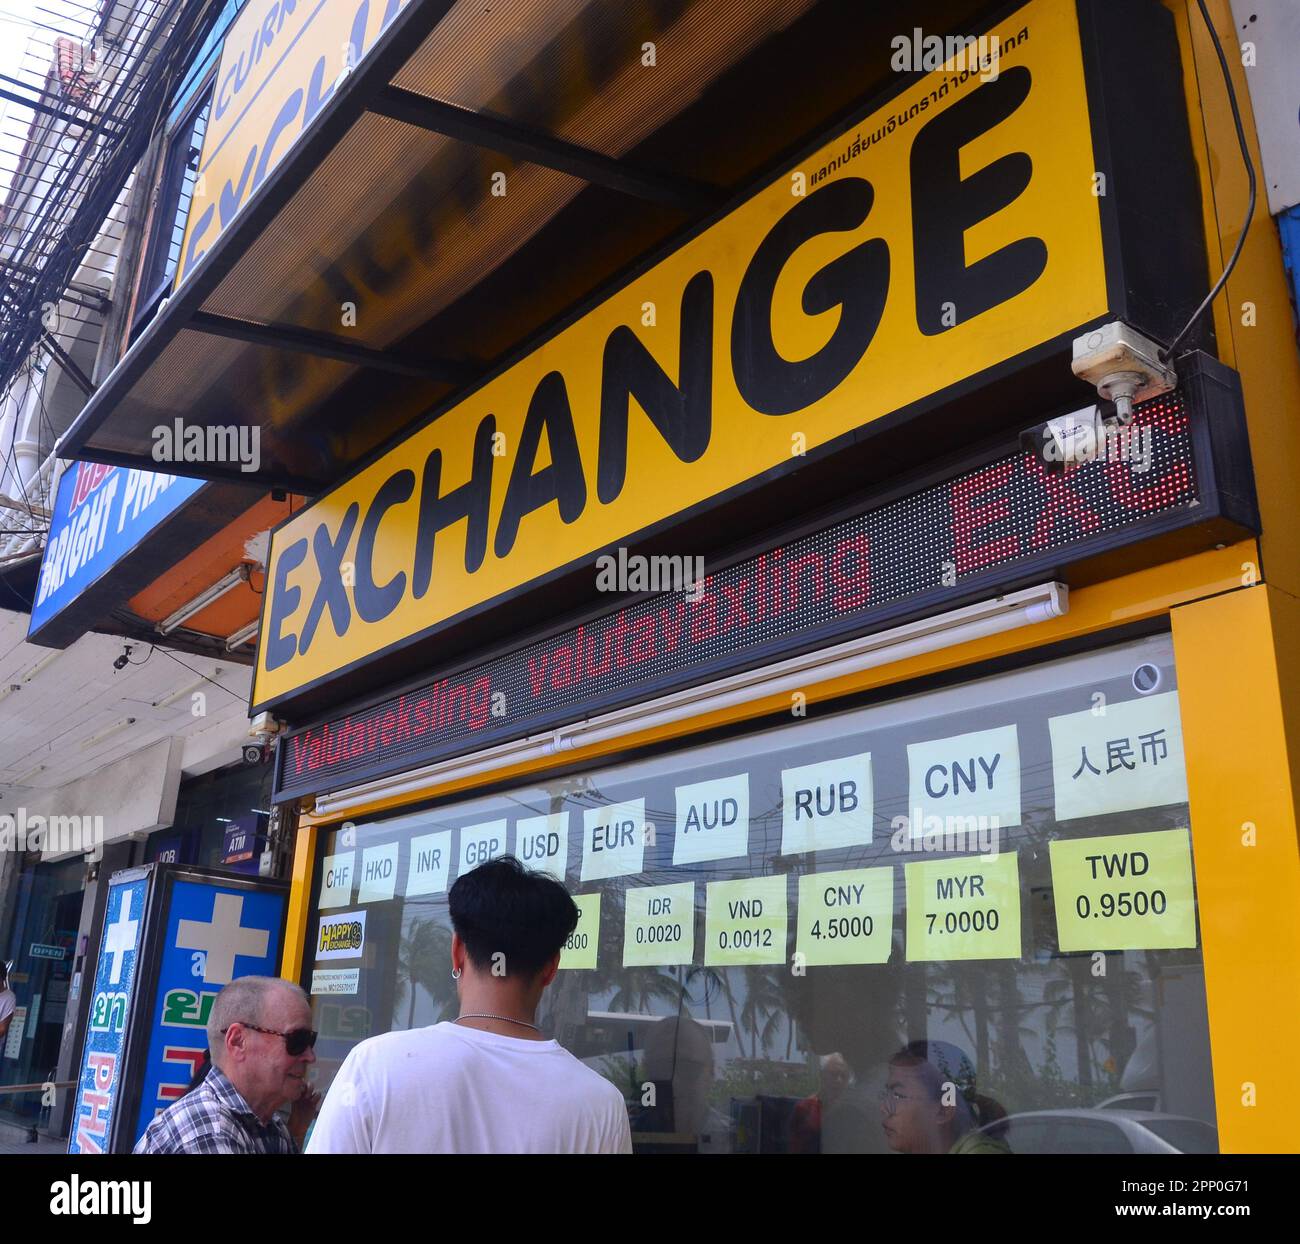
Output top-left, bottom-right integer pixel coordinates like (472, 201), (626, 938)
(37, 736), (183, 861)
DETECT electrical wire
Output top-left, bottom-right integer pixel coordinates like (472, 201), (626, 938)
(1160, 0), (1258, 362)
(0, 355), (40, 516)
(0, 0), (227, 404)
(155, 643), (245, 701)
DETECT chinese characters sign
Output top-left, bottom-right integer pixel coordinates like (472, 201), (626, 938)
(1049, 692), (1188, 821)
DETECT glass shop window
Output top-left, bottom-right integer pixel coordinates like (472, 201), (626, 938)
(130, 85), (213, 342)
(302, 633), (1217, 1154)
(0, 856), (84, 1128)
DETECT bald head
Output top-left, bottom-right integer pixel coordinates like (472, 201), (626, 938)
(207, 976), (307, 1070)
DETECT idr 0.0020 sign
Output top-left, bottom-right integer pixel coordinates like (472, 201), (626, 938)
(254, 0), (1113, 710)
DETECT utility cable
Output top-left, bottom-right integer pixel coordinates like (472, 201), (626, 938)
(155, 643), (245, 701)
(1160, 0), (1257, 362)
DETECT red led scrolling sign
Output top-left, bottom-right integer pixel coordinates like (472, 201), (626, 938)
(274, 383), (1251, 804)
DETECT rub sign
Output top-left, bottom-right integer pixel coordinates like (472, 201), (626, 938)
(254, 0), (1106, 709)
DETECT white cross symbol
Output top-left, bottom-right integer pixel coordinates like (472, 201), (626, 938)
(103, 889), (139, 985)
(176, 893), (269, 985)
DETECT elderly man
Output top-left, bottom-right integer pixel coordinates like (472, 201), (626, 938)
(135, 975), (318, 1153)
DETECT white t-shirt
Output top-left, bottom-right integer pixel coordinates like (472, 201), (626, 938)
(307, 1022), (632, 1154)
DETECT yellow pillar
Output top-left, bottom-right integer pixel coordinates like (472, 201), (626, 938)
(1172, 582), (1300, 1152)
(280, 822), (317, 984)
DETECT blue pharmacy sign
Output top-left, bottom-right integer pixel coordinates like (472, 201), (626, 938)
(68, 871), (149, 1154)
(28, 461), (204, 646)
(67, 864), (289, 1152)
(128, 876), (286, 1147)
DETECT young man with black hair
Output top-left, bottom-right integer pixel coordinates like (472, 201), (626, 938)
(307, 855), (632, 1153)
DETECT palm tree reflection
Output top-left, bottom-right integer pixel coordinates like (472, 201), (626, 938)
(394, 916), (456, 1030)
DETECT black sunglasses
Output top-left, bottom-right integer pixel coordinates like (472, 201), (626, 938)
(224, 1022), (318, 1056)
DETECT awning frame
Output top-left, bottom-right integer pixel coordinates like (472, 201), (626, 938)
(60, 0), (726, 490)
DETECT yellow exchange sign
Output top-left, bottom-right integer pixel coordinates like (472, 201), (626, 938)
(255, 0), (1107, 709)
(175, 0), (412, 289)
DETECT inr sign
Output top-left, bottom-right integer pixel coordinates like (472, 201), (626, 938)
(406, 830), (452, 897)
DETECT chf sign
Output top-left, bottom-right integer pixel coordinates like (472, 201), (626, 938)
(254, 0), (1112, 711)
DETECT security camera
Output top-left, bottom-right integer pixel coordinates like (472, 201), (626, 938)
(112, 645), (132, 671)
(242, 743), (266, 765)
(1020, 403), (1113, 474)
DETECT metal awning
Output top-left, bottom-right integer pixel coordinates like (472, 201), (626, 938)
(58, 0), (893, 491)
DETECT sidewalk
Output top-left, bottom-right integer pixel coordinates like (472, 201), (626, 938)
(0, 1117), (66, 1154)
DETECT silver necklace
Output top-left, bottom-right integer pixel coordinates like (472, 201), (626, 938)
(456, 1012), (541, 1032)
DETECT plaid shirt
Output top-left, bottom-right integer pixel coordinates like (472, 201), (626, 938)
(133, 1067), (298, 1154)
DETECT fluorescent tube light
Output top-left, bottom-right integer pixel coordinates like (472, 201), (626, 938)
(158, 565), (250, 635)
(225, 620), (259, 650)
(152, 674), (218, 710)
(21, 651), (60, 682)
(311, 583), (1067, 819)
(81, 717), (137, 749)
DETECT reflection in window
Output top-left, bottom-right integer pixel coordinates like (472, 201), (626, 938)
(131, 89), (212, 341)
(303, 634), (1217, 1154)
